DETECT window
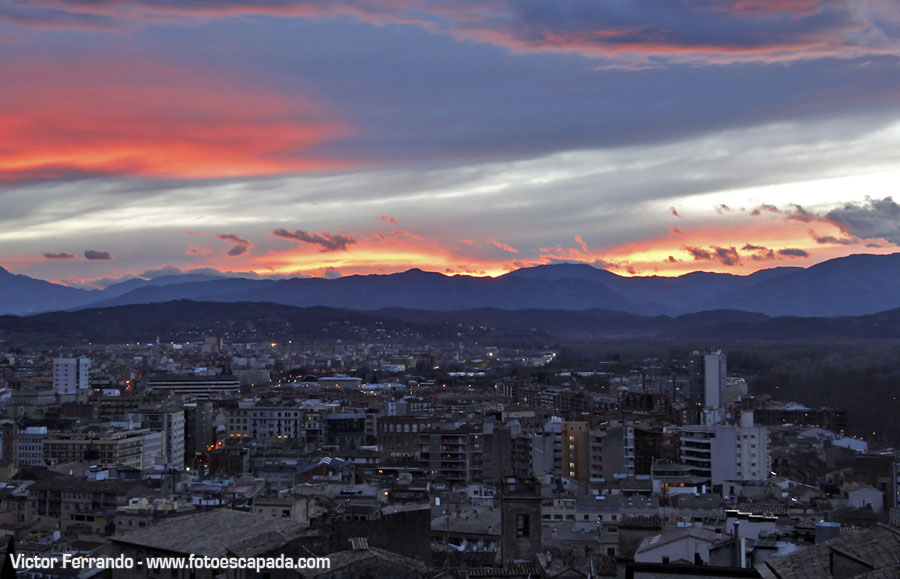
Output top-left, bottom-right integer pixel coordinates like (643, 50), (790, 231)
(516, 514), (530, 537)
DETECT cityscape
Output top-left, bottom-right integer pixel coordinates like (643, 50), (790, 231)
(0, 303), (897, 577)
(3, 1), (900, 578)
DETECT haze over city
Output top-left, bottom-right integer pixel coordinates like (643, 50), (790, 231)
(2, 1), (900, 288)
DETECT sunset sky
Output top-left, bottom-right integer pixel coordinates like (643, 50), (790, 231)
(3, 1), (900, 288)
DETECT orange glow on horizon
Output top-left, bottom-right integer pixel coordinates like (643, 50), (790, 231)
(10, 211), (896, 288)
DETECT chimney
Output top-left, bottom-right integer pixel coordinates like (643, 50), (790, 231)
(733, 520), (743, 568)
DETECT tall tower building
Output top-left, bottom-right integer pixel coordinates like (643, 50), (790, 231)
(500, 478), (542, 566)
(561, 421), (589, 483)
(703, 351), (726, 409)
(53, 357), (90, 396)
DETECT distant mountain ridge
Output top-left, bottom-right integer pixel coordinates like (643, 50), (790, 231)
(1, 252), (899, 317)
(3, 300), (900, 344)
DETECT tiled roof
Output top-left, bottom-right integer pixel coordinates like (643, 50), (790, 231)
(757, 525), (900, 579)
(110, 508), (309, 557)
(619, 515), (662, 530)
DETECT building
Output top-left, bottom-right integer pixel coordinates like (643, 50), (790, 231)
(0, 421), (17, 468)
(420, 428), (470, 487)
(183, 399), (214, 466)
(53, 357), (91, 396)
(377, 416), (435, 454)
(589, 421), (631, 484)
(28, 476), (148, 534)
(18, 426), (46, 467)
(499, 478), (542, 566)
(42, 428), (162, 470)
(229, 404), (303, 440)
(704, 351), (726, 409)
(141, 407), (186, 470)
(561, 421), (589, 483)
(110, 509), (312, 579)
(735, 413), (769, 483)
(680, 416), (769, 488)
(634, 525), (722, 566)
(142, 375), (240, 397)
(756, 524), (900, 578)
(680, 425), (737, 486)
(325, 413), (367, 450)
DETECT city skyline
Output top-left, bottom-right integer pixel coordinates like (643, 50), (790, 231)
(2, 1), (900, 288)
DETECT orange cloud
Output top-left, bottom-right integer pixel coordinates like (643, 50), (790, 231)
(488, 238), (519, 253)
(0, 59), (352, 182)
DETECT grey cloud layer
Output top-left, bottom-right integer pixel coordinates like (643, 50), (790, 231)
(2, 114), (899, 270)
(5, 1), (899, 66)
(826, 197), (900, 244)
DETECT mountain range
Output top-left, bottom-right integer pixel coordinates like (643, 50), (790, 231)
(2, 252), (899, 317)
(3, 300), (900, 345)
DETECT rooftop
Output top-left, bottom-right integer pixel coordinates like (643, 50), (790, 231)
(110, 509), (310, 557)
(756, 524), (900, 579)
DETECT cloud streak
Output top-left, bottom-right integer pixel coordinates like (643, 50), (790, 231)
(84, 250), (112, 261)
(0, 57), (351, 184)
(272, 228), (357, 252)
(42, 252), (75, 260)
(215, 232), (252, 257)
(6, 1), (900, 67)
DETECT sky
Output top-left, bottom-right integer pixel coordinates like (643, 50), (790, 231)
(2, 0), (900, 288)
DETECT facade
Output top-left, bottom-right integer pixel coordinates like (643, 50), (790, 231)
(143, 375), (240, 397)
(183, 399), (214, 465)
(561, 421), (589, 483)
(53, 357), (91, 396)
(377, 416), (435, 454)
(680, 425), (738, 486)
(420, 429), (469, 487)
(680, 418), (769, 488)
(499, 478), (542, 566)
(28, 476), (147, 533)
(229, 404), (303, 440)
(735, 413), (769, 482)
(0, 420), (18, 467)
(590, 421), (629, 484)
(43, 428), (162, 470)
(325, 413), (367, 450)
(141, 408), (186, 470)
(18, 426), (46, 467)
(704, 351), (726, 409)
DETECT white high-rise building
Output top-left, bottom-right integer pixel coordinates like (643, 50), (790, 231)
(703, 351), (726, 409)
(736, 412), (769, 482)
(52, 357), (91, 396)
(679, 414), (769, 487)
